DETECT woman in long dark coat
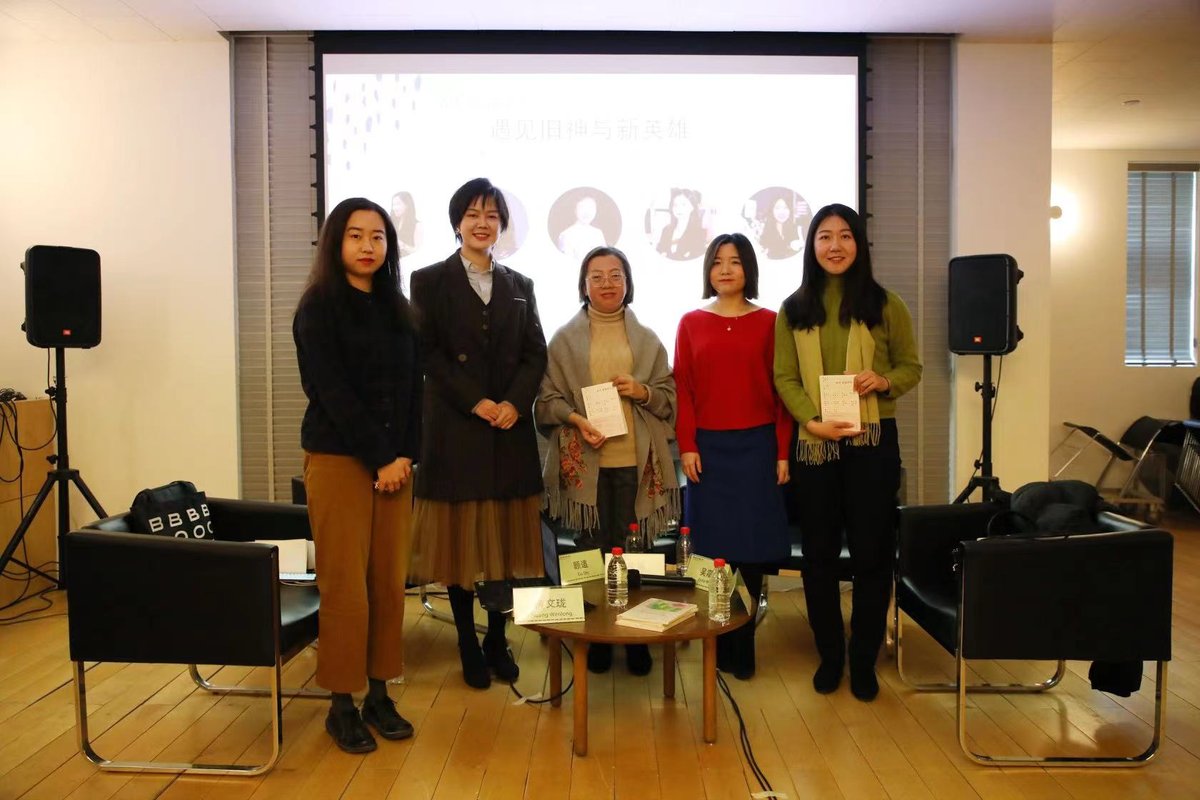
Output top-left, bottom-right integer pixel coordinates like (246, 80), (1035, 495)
(408, 177), (548, 689)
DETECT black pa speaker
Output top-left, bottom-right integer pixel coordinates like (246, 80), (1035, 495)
(21, 245), (102, 349)
(948, 253), (1022, 355)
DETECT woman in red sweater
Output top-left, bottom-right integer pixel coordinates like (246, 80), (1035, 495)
(674, 232), (792, 678)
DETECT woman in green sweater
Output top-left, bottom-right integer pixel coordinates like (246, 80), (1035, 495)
(774, 203), (922, 701)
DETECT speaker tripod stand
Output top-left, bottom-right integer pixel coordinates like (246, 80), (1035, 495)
(954, 354), (1006, 504)
(0, 348), (107, 589)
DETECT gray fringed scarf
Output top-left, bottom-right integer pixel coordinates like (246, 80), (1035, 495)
(536, 306), (680, 536)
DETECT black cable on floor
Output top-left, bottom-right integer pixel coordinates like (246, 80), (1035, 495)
(717, 672), (774, 796)
(509, 640), (574, 705)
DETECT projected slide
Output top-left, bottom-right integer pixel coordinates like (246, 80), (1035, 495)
(322, 53), (858, 351)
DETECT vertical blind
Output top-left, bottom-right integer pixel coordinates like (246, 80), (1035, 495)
(1126, 164), (1199, 367)
(230, 34), (953, 503)
(232, 34), (316, 501)
(866, 37), (953, 503)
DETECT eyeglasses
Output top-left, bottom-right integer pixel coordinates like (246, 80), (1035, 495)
(587, 273), (625, 286)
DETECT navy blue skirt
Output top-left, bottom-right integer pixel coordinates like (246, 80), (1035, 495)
(684, 424), (790, 564)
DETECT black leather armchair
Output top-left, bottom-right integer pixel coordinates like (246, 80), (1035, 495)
(894, 502), (1172, 766)
(66, 498), (323, 775)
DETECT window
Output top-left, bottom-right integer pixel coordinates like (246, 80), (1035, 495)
(1126, 164), (1199, 366)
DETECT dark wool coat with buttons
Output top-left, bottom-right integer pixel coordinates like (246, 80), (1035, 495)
(410, 253), (548, 503)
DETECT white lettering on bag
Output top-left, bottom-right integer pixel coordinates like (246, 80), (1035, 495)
(149, 516), (164, 533)
(186, 507), (200, 522)
(168, 512), (182, 528)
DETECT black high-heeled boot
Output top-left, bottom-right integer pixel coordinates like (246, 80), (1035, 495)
(448, 585), (490, 689)
(482, 609), (519, 682)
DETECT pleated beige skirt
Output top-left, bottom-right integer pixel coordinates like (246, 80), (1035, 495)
(408, 494), (544, 588)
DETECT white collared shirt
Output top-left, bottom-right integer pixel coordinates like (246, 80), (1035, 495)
(460, 253), (494, 304)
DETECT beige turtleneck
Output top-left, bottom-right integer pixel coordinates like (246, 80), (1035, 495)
(588, 305), (637, 468)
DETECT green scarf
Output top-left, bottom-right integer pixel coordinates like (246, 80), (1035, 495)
(793, 321), (882, 465)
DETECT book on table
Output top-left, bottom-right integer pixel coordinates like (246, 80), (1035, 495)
(614, 598), (698, 632)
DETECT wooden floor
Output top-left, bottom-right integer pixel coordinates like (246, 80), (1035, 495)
(2, 517), (1200, 800)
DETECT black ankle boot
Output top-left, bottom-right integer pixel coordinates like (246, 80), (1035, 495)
(625, 644), (652, 676)
(734, 626), (756, 681)
(716, 631), (736, 674)
(448, 585), (490, 689)
(483, 636), (519, 682)
(587, 642), (613, 673)
(483, 610), (519, 682)
(458, 639), (491, 689)
(812, 651), (844, 694)
(849, 652), (879, 701)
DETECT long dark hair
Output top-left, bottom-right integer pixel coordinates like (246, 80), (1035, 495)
(781, 203), (885, 330)
(301, 197), (412, 327)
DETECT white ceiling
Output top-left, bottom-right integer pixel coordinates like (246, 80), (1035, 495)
(2, 0), (1198, 149)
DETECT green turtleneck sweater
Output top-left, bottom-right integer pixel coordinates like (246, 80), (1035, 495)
(773, 274), (922, 426)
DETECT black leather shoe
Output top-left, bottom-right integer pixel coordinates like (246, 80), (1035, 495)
(625, 644), (653, 676)
(483, 638), (520, 683)
(325, 707), (377, 754)
(812, 658), (844, 694)
(362, 696), (414, 740)
(459, 642), (492, 689)
(587, 642), (613, 674)
(849, 659), (879, 702)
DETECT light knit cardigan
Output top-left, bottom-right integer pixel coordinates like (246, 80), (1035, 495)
(535, 306), (680, 536)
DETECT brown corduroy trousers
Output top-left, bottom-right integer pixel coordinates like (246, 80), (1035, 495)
(303, 452), (411, 693)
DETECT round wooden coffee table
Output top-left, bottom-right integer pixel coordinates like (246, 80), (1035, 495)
(524, 580), (752, 756)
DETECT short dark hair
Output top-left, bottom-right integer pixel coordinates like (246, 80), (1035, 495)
(448, 177), (510, 242)
(701, 233), (759, 300)
(577, 246), (635, 306)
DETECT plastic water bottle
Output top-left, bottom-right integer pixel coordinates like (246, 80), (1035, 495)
(625, 522), (644, 552)
(709, 558), (731, 624)
(676, 526), (693, 577)
(607, 547), (628, 608)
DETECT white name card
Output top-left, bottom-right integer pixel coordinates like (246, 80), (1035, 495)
(559, 548), (605, 585)
(603, 552), (666, 576)
(513, 586), (586, 625)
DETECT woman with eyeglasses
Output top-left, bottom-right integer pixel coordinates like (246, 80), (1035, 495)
(535, 245), (679, 676)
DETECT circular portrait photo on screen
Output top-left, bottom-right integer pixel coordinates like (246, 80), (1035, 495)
(743, 187), (813, 260)
(645, 187), (711, 261)
(548, 188), (623, 264)
(493, 188), (529, 261)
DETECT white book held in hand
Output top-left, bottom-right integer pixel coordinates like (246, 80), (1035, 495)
(615, 598), (698, 632)
(581, 381), (628, 437)
(819, 374), (861, 432)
